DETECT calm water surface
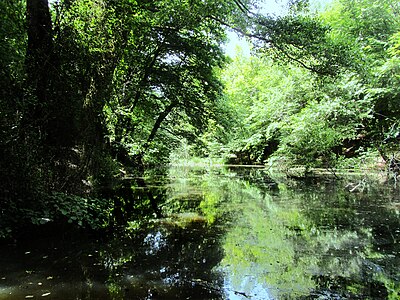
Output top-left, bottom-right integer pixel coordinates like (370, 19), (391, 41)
(1, 166), (400, 299)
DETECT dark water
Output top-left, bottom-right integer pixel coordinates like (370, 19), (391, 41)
(1, 166), (400, 299)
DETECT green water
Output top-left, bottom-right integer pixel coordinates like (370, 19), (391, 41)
(1, 166), (400, 299)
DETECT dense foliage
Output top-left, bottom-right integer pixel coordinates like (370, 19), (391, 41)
(1, 0), (400, 238)
(0, 0), (248, 237)
(197, 0), (400, 171)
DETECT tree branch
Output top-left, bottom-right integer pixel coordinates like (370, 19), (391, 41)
(131, 42), (164, 109)
(206, 14), (273, 45)
(142, 101), (176, 152)
(272, 43), (334, 76)
(233, 0), (251, 15)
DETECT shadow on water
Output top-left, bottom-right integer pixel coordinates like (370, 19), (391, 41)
(1, 166), (400, 299)
(0, 219), (225, 299)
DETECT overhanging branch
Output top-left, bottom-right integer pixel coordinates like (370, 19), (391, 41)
(208, 12), (338, 76)
(274, 45), (331, 75)
(206, 14), (273, 45)
(233, 0), (251, 15)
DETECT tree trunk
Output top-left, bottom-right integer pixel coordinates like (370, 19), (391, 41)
(143, 102), (176, 152)
(26, 0), (53, 104)
(25, 0), (53, 135)
(26, 0), (78, 148)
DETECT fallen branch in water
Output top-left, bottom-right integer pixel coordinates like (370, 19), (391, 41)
(234, 290), (251, 298)
(189, 279), (252, 298)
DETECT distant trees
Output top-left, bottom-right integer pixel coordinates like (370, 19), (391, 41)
(198, 0), (400, 169)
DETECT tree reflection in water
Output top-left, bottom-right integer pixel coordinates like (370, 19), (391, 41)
(0, 166), (399, 299)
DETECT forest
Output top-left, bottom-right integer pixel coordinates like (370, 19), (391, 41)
(1, 0), (400, 239)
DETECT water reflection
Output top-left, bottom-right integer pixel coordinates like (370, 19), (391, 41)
(144, 231), (166, 255)
(167, 166), (400, 299)
(0, 166), (400, 299)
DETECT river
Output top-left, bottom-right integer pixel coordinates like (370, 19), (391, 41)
(0, 166), (399, 299)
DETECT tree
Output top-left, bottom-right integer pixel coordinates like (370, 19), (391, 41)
(251, 14), (356, 76)
(0, 0), (259, 236)
(105, 0), (252, 167)
(198, 0), (400, 170)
